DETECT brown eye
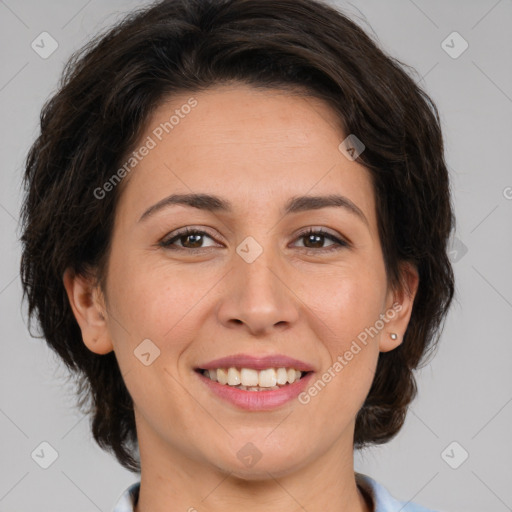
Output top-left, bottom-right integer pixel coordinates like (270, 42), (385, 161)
(160, 228), (217, 250)
(293, 228), (349, 252)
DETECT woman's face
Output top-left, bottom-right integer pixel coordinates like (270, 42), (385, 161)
(66, 83), (418, 480)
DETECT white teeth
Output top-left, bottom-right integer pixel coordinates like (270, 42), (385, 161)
(202, 367), (306, 389)
(240, 368), (259, 387)
(259, 368), (277, 387)
(227, 367), (241, 386)
(217, 368), (228, 385)
(276, 367), (288, 385)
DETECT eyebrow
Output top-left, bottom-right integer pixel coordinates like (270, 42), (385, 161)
(138, 192), (368, 226)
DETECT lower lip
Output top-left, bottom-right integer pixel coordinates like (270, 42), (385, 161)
(196, 370), (314, 411)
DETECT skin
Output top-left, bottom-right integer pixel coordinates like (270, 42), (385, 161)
(63, 83), (419, 512)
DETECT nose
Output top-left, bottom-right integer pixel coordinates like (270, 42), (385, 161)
(216, 244), (300, 337)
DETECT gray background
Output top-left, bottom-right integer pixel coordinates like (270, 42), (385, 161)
(1, 0), (511, 511)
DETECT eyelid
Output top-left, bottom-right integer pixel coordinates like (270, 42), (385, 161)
(293, 227), (350, 249)
(159, 226), (221, 248)
(295, 226), (347, 241)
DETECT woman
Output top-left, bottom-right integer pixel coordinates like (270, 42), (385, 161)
(20, 0), (455, 511)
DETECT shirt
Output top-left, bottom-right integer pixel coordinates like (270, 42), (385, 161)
(112, 472), (439, 512)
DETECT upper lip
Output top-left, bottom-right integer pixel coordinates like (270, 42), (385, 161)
(197, 353), (315, 372)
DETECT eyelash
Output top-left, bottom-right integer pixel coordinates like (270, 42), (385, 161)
(159, 227), (349, 254)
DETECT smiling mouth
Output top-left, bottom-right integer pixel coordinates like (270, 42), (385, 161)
(195, 367), (312, 391)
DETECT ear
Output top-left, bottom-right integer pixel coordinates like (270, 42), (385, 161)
(62, 267), (113, 355)
(379, 261), (419, 353)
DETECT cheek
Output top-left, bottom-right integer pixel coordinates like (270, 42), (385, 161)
(303, 266), (384, 397)
(304, 282), (382, 421)
(107, 253), (194, 337)
(105, 254), (220, 387)
(302, 262), (386, 341)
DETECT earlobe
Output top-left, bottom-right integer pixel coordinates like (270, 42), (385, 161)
(62, 268), (114, 355)
(379, 261), (419, 353)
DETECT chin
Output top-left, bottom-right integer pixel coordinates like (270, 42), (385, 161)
(210, 449), (309, 481)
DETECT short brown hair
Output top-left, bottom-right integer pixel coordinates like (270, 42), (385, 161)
(20, 0), (455, 472)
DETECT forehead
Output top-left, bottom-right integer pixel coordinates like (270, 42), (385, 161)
(115, 84), (376, 229)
